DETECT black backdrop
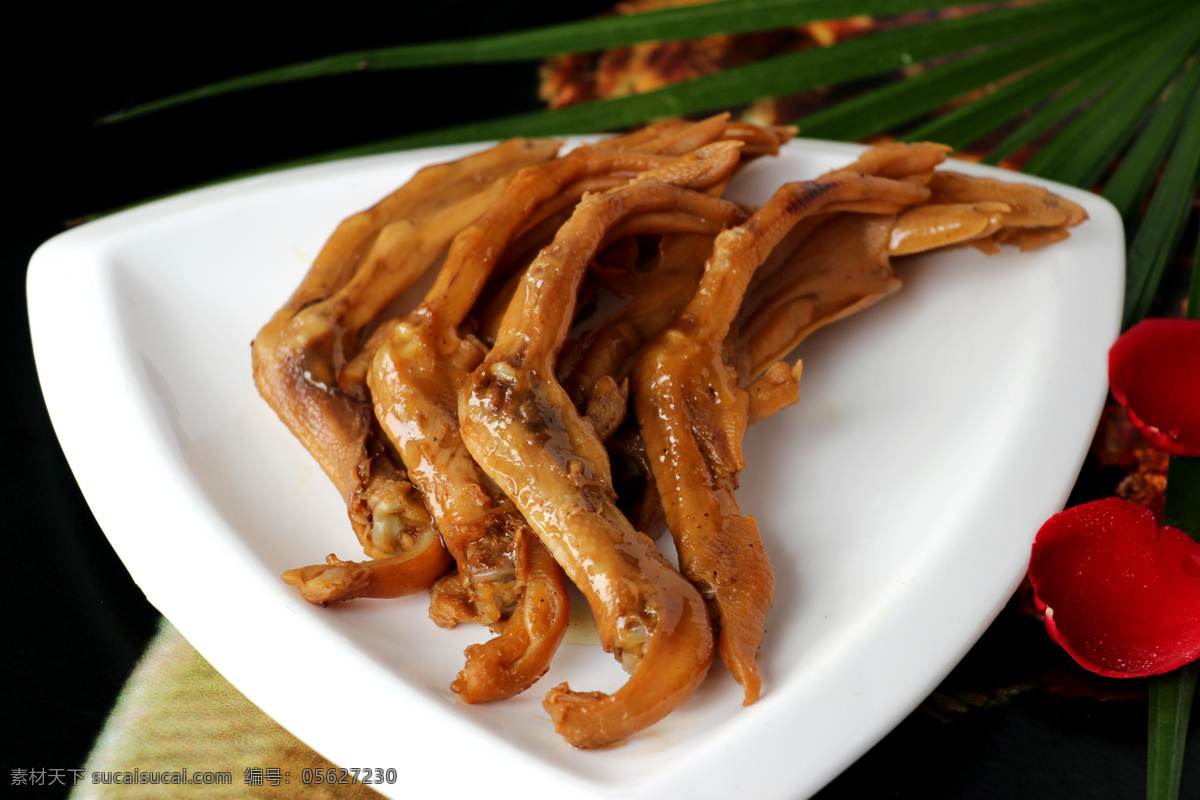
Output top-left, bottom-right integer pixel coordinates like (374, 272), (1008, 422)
(5, 3), (1193, 798)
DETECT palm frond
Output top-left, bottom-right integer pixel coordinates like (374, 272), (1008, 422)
(901, 10), (1179, 149)
(1023, 11), (1200, 188)
(1122, 72), (1200, 329)
(102, 0), (969, 122)
(231, 0), (1154, 163)
(1103, 58), (1200, 226)
(981, 26), (1173, 167)
(801, 16), (1142, 143)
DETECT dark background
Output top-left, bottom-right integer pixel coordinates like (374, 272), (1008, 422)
(5, 3), (1195, 798)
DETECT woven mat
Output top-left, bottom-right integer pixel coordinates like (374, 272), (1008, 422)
(70, 620), (383, 799)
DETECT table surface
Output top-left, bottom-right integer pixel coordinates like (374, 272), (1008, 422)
(5, 4), (1196, 798)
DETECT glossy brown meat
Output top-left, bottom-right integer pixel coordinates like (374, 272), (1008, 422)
(367, 163), (648, 698)
(280, 540), (449, 604)
(598, 113), (731, 155)
(921, 169), (1089, 252)
(561, 150), (940, 582)
(370, 129), (743, 686)
(637, 144), (1088, 704)
(563, 231), (734, 408)
(460, 143), (746, 747)
(449, 532), (569, 702)
(556, 121), (768, 414)
(733, 142), (949, 380)
(366, 135), (729, 702)
(738, 159), (1089, 378)
(633, 166), (934, 704)
(259, 127), (1089, 743)
(255, 139), (559, 600)
(736, 213), (901, 381)
(596, 113), (795, 162)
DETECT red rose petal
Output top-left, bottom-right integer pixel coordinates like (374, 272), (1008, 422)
(1108, 318), (1200, 457)
(1028, 497), (1200, 678)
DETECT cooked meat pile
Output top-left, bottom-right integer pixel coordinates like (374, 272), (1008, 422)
(252, 115), (1087, 747)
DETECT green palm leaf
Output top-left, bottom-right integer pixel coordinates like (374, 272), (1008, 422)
(1104, 59), (1200, 226)
(902, 8), (1180, 150)
(801, 13), (1159, 143)
(103, 0), (971, 122)
(226, 0), (1157, 164)
(1023, 11), (1200, 188)
(1121, 72), (1200, 330)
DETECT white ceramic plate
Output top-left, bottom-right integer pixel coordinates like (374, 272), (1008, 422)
(29, 138), (1122, 800)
